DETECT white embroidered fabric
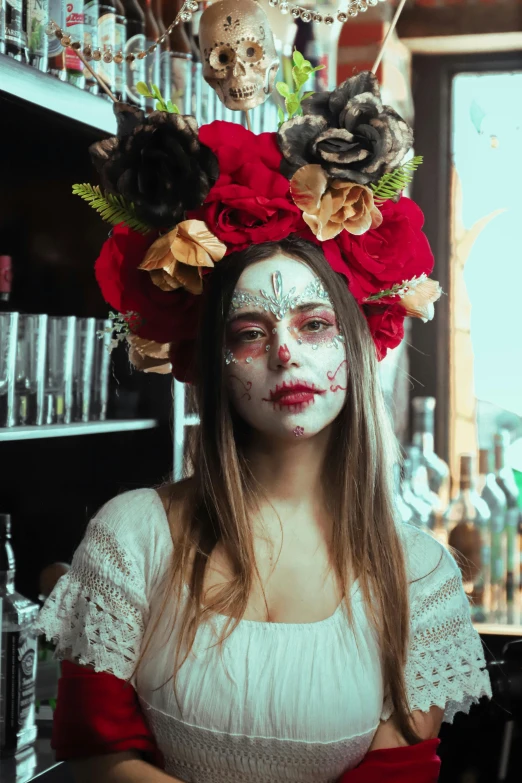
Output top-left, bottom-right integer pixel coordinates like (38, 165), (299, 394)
(37, 489), (492, 782)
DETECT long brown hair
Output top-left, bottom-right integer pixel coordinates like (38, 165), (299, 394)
(137, 236), (422, 745)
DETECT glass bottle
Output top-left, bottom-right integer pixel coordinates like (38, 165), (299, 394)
(97, 0), (117, 97)
(113, 0), (126, 100)
(494, 430), (521, 603)
(411, 396), (451, 510)
(5, 0), (27, 60)
(121, 0), (145, 108)
(26, 0), (48, 70)
(154, 0), (170, 102)
(477, 448), (507, 619)
(138, 0), (160, 111)
(393, 463), (413, 525)
(0, 514), (39, 757)
(65, 0), (85, 88)
(47, 0), (66, 80)
(405, 444), (441, 531)
(400, 453), (433, 531)
(445, 454), (491, 622)
(83, 0), (99, 93)
(166, 0), (192, 111)
(0, 256), (12, 312)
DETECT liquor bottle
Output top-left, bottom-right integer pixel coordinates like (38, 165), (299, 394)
(5, 0), (27, 60)
(494, 430), (521, 603)
(121, 0), (145, 108)
(0, 256), (12, 311)
(113, 0), (126, 100)
(138, 0), (159, 111)
(47, 0), (66, 79)
(166, 0), (192, 111)
(405, 445), (440, 531)
(393, 463), (413, 525)
(411, 397), (450, 510)
(477, 448), (507, 618)
(83, 0), (99, 94)
(26, 0), (48, 70)
(154, 0), (170, 102)
(0, 514), (39, 757)
(97, 0), (117, 96)
(65, 0), (85, 88)
(444, 454), (491, 621)
(400, 453), (433, 531)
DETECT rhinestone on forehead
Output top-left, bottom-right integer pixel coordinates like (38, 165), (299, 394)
(229, 270), (333, 320)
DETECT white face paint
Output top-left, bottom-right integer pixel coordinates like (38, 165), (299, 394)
(224, 256), (348, 440)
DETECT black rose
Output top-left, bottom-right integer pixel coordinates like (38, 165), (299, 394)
(277, 72), (413, 185)
(90, 103), (219, 229)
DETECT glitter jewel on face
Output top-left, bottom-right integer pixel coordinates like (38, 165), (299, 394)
(230, 270), (333, 321)
(224, 349), (238, 365)
(245, 357), (253, 364)
(294, 426), (305, 437)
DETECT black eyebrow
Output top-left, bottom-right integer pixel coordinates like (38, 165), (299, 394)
(227, 301), (334, 322)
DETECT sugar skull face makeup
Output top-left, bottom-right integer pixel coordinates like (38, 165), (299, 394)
(225, 256), (348, 440)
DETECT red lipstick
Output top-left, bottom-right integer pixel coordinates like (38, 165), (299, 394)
(263, 381), (325, 407)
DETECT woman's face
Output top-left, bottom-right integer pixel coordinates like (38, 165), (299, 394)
(224, 255), (348, 441)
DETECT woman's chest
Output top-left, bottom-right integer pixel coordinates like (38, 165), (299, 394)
(202, 535), (344, 623)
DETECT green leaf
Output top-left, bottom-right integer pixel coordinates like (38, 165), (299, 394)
(277, 106), (286, 127)
(370, 156), (424, 201)
(292, 49), (305, 68)
(301, 91), (314, 100)
(136, 81), (152, 97)
(166, 100), (180, 114)
(276, 81), (291, 98)
(285, 94), (300, 118)
(311, 64), (326, 72)
(151, 83), (162, 100)
(72, 183), (152, 235)
(292, 67), (310, 91)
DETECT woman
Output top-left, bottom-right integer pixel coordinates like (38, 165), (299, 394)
(37, 74), (491, 783)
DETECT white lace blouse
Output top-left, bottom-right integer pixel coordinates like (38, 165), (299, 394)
(36, 488), (492, 783)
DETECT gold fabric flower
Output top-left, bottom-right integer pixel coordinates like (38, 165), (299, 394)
(400, 276), (442, 322)
(127, 334), (172, 374)
(139, 219), (227, 295)
(290, 164), (383, 241)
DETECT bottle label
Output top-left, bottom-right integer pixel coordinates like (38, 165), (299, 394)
(114, 20), (126, 94)
(1, 630), (38, 753)
(26, 0), (47, 56)
(6, 0), (26, 48)
(125, 33), (146, 106)
(84, 0), (98, 49)
(48, 0), (65, 57)
(491, 527), (506, 585)
(97, 10), (116, 88)
(65, 2), (85, 72)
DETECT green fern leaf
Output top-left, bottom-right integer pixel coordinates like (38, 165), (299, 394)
(72, 184), (151, 234)
(370, 156), (424, 201)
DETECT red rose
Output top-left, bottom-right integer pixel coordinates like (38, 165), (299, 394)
(192, 121), (304, 251)
(95, 223), (200, 347)
(335, 196), (434, 302)
(364, 303), (406, 360)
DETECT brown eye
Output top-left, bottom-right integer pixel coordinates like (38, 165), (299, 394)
(237, 40), (263, 63)
(246, 47), (255, 57)
(209, 44), (236, 70)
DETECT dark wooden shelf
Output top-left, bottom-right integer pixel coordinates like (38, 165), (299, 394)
(0, 419), (160, 442)
(0, 54), (116, 135)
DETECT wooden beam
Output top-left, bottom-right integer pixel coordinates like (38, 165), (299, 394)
(397, 4), (522, 39)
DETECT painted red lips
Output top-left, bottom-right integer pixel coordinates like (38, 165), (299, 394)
(263, 381), (325, 407)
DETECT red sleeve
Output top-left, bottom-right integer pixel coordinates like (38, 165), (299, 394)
(338, 738), (441, 783)
(51, 660), (164, 768)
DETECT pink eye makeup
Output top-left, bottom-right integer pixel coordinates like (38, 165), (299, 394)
(291, 309), (339, 344)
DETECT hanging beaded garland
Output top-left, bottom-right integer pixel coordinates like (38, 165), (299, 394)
(45, 0), (387, 67)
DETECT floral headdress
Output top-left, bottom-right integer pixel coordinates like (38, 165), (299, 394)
(79, 69), (441, 381)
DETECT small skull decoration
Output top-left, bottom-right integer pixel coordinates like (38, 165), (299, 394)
(199, 0), (280, 112)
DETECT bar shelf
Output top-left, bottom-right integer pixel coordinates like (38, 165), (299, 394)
(0, 419), (160, 442)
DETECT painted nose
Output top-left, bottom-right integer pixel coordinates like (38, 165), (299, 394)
(232, 58), (247, 77)
(268, 330), (299, 370)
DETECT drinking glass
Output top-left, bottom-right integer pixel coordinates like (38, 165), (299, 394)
(46, 316), (76, 425)
(73, 317), (96, 422)
(15, 314), (48, 426)
(91, 319), (112, 421)
(0, 312), (19, 427)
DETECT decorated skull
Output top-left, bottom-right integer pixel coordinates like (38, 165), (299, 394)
(199, 0), (280, 112)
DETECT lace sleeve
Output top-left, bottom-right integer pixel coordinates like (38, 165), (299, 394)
(36, 494), (155, 682)
(381, 528), (492, 724)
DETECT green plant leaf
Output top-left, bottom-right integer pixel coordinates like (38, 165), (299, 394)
(166, 100), (180, 114)
(301, 91), (314, 100)
(136, 81), (152, 97)
(72, 183), (152, 235)
(277, 106), (286, 127)
(276, 81), (291, 98)
(151, 83), (162, 100)
(311, 64), (326, 73)
(292, 67), (310, 91)
(292, 49), (305, 68)
(370, 156), (424, 201)
(286, 94), (300, 118)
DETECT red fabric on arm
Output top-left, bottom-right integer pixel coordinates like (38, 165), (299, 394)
(51, 660), (164, 768)
(338, 738), (441, 783)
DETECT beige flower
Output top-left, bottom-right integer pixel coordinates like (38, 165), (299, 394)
(127, 335), (173, 374)
(400, 276), (442, 322)
(290, 164), (383, 241)
(139, 219), (227, 295)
